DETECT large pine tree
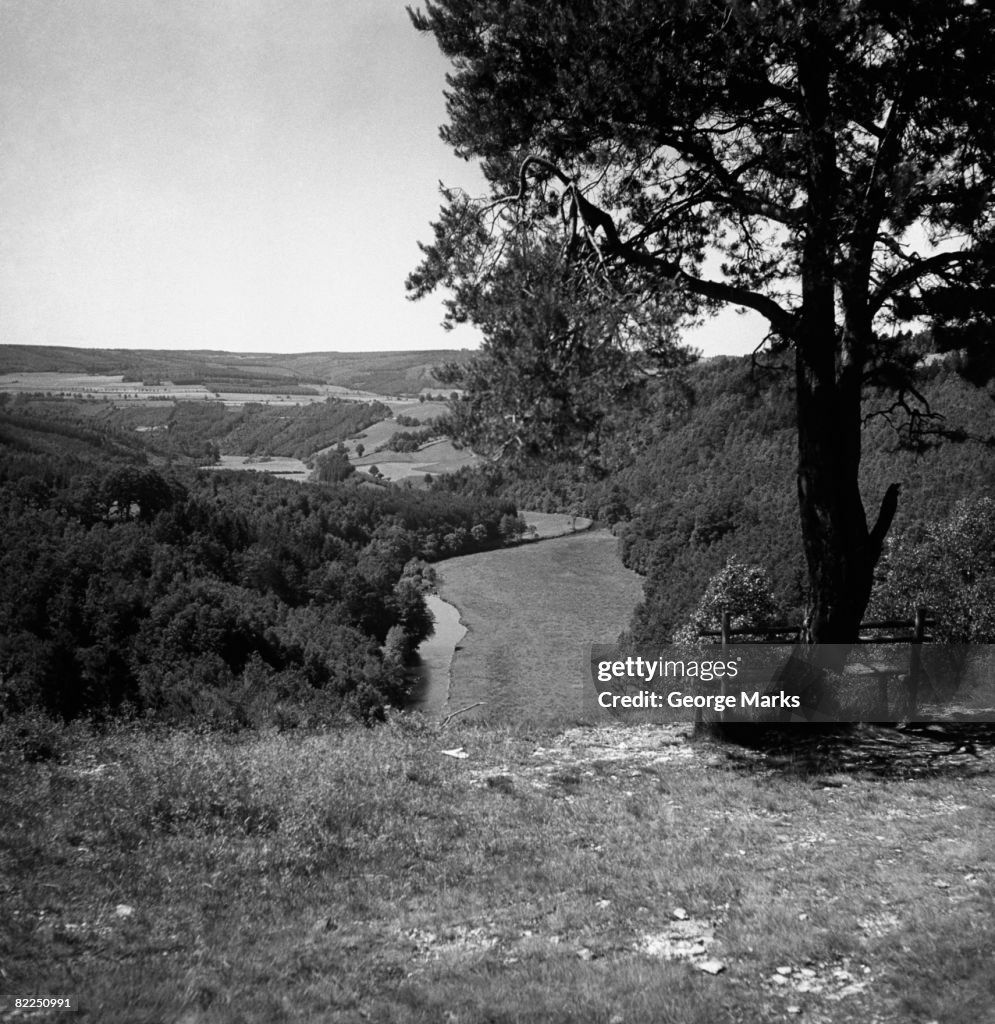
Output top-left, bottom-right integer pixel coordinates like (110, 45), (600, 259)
(408, 0), (995, 643)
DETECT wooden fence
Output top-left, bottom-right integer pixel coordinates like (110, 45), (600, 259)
(700, 607), (931, 646)
(700, 608), (934, 719)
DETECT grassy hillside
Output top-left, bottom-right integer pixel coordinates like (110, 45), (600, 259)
(2, 716), (992, 1023)
(285, 351), (472, 395)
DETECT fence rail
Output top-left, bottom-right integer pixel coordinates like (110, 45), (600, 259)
(700, 607), (933, 645)
(698, 607), (934, 721)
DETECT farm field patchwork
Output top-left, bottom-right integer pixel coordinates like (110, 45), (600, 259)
(0, 369), (479, 482)
(0, 372), (351, 405)
(355, 440), (482, 482)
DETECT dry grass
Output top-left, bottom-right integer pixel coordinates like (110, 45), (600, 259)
(0, 715), (992, 1023)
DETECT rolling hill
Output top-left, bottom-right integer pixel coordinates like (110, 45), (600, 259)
(0, 345), (475, 397)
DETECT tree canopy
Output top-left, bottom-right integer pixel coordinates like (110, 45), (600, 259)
(0, 407), (525, 726)
(409, 0), (995, 641)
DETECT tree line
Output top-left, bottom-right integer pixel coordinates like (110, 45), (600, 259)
(0, 393), (388, 464)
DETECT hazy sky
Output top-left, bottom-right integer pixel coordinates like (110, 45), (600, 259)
(0, 0), (762, 356)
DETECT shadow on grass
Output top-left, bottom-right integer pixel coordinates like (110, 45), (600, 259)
(698, 721), (995, 781)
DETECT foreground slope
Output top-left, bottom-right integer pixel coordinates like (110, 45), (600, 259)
(2, 718), (992, 1023)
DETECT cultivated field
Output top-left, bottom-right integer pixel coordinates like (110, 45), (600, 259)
(328, 399), (482, 481)
(344, 400), (449, 451)
(201, 455), (311, 482)
(0, 346), (474, 398)
(355, 440), (481, 483)
(0, 372), (364, 407)
(0, 368), (479, 482)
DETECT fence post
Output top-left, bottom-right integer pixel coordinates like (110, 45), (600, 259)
(720, 610), (731, 722)
(914, 606), (927, 643)
(907, 606), (927, 720)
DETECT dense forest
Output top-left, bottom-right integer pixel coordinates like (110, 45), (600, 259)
(433, 353), (995, 641)
(0, 406), (524, 728)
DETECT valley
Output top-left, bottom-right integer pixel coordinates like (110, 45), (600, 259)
(415, 514), (645, 727)
(0, 347), (484, 484)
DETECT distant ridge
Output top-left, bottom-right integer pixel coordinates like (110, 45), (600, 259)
(0, 345), (475, 397)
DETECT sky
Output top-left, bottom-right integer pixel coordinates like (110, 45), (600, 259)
(0, 0), (763, 357)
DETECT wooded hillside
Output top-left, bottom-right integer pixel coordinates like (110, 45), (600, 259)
(0, 406), (523, 727)
(432, 354), (995, 640)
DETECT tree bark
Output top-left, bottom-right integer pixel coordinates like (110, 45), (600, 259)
(795, 355), (875, 643)
(793, 24), (889, 646)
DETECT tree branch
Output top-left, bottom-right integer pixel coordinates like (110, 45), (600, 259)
(671, 268), (797, 337)
(870, 250), (977, 315)
(479, 156), (571, 214)
(479, 157), (798, 339)
(671, 132), (802, 226)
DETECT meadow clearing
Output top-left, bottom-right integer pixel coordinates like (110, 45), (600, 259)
(427, 523), (643, 726)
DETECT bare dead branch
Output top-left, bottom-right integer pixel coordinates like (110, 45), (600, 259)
(439, 701), (486, 727)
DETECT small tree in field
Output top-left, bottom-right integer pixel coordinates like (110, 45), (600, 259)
(408, 0), (995, 643)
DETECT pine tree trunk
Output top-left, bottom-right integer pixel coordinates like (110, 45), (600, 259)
(793, 28), (889, 647)
(795, 350), (875, 645)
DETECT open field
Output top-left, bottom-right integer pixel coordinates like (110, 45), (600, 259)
(0, 373), (223, 402)
(411, 514), (597, 716)
(0, 347), (474, 398)
(338, 397), (482, 481)
(520, 511), (594, 539)
(343, 400), (451, 452)
(201, 455), (312, 482)
(434, 528), (644, 725)
(0, 373), (367, 407)
(356, 440), (482, 482)
(1, 717), (992, 1023)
